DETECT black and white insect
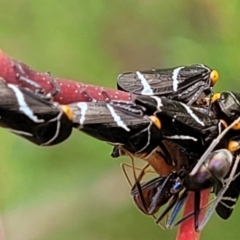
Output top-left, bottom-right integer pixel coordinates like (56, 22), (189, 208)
(117, 64), (219, 105)
(0, 77), (73, 146)
(134, 95), (223, 158)
(69, 100), (163, 160)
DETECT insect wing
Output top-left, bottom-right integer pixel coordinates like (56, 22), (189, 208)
(214, 91), (240, 121)
(196, 155), (240, 230)
(0, 79), (72, 146)
(214, 155), (240, 219)
(117, 64), (214, 104)
(135, 95), (220, 155)
(70, 101), (161, 154)
(131, 176), (172, 215)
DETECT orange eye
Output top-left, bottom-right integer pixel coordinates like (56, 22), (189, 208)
(228, 140), (240, 152)
(61, 105), (73, 120)
(211, 93), (221, 103)
(232, 122), (240, 130)
(210, 70), (219, 86)
(149, 116), (161, 129)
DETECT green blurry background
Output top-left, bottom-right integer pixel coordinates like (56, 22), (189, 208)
(0, 1), (240, 239)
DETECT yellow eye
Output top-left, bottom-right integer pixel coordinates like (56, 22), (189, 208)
(149, 116), (161, 129)
(211, 93), (221, 103)
(61, 105), (73, 121)
(232, 122), (240, 130)
(210, 70), (219, 86)
(228, 140), (240, 152)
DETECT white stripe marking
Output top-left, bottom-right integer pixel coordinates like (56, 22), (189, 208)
(41, 111), (62, 146)
(164, 135), (198, 141)
(221, 196), (237, 202)
(107, 104), (130, 131)
(8, 84), (44, 123)
(151, 96), (163, 111)
(219, 197), (237, 209)
(77, 102), (88, 125)
(172, 67), (184, 92)
(6, 128), (33, 136)
(180, 102), (205, 126)
(136, 71), (153, 95)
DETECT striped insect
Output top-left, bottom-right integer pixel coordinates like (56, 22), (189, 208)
(0, 77), (73, 146)
(69, 100), (165, 161)
(117, 64), (219, 105)
(134, 95), (223, 158)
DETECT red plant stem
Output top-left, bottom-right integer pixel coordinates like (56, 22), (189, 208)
(0, 49), (134, 104)
(176, 189), (210, 240)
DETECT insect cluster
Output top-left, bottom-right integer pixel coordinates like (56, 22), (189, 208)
(0, 51), (239, 232)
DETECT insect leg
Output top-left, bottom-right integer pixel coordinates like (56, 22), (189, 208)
(165, 189), (189, 228)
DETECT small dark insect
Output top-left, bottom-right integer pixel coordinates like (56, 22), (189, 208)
(123, 148), (238, 231)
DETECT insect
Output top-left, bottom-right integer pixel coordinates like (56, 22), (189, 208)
(123, 161), (181, 219)
(69, 100), (164, 159)
(134, 95), (223, 158)
(123, 148), (238, 231)
(177, 148), (238, 231)
(189, 91), (240, 223)
(0, 77), (73, 146)
(117, 64), (219, 105)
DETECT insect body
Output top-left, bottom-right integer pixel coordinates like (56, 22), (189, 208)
(0, 78), (73, 146)
(117, 64), (219, 105)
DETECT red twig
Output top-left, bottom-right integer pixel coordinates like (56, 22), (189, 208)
(0, 49), (134, 104)
(176, 189), (210, 240)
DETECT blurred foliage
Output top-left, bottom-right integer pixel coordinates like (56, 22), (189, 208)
(0, 0), (240, 239)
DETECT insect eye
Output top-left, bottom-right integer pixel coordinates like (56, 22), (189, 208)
(228, 140), (240, 152)
(232, 122), (240, 130)
(149, 116), (161, 129)
(61, 105), (73, 120)
(210, 70), (219, 86)
(211, 93), (221, 103)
